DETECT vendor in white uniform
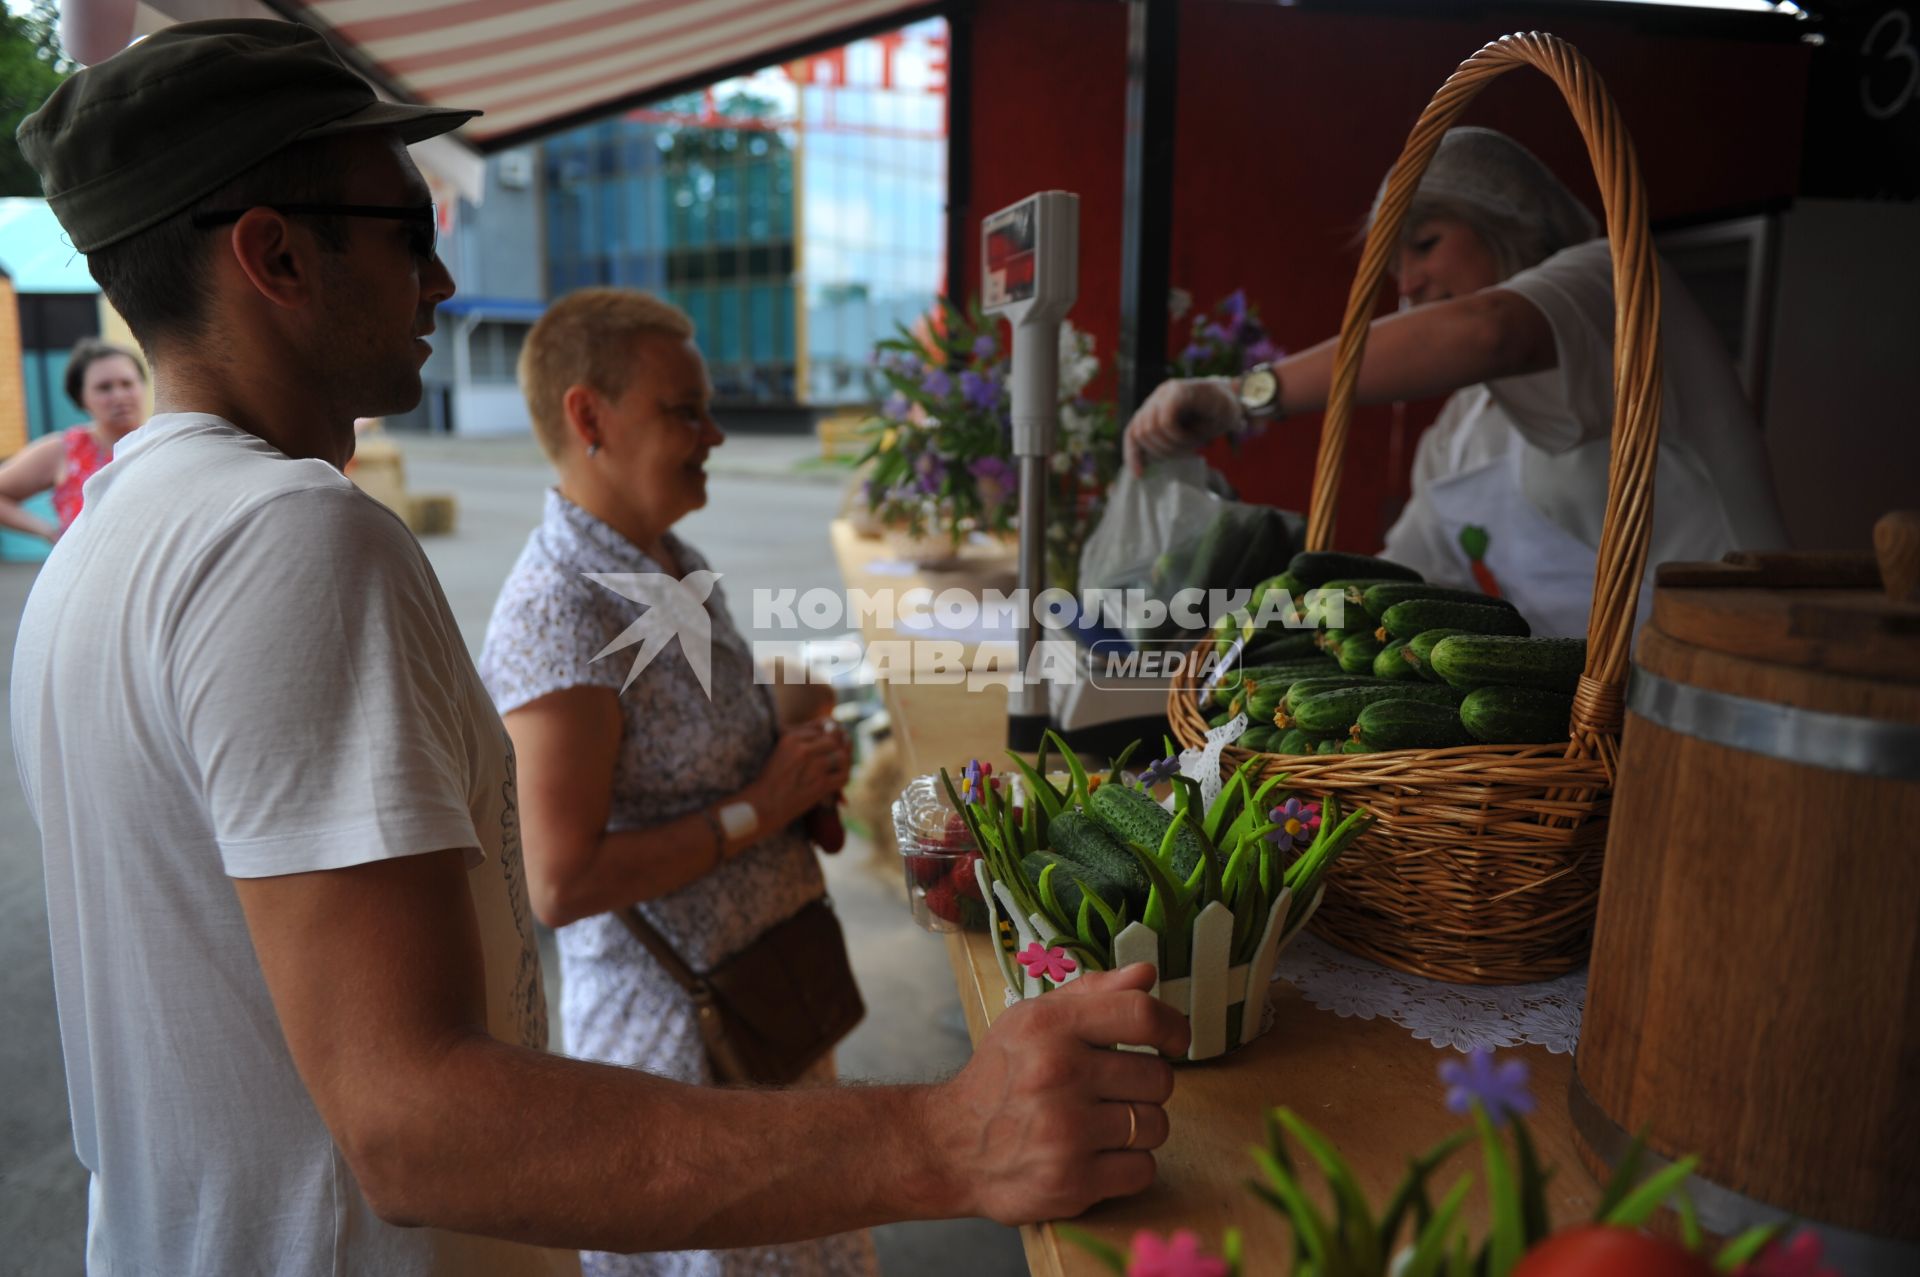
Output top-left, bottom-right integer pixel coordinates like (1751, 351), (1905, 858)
(1125, 128), (1787, 637)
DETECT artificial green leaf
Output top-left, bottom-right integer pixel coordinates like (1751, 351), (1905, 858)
(1107, 738), (1142, 785)
(1035, 864), (1072, 935)
(1277, 1111), (1377, 1272)
(1378, 1131), (1471, 1246)
(1045, 729), (1090, 805)
(1251, 1148), (1332, 1269)
(1713, 1223), (1786, 1271)
(1510, 1115), (1553, 1246)
(1473, 1104), (1525, 1277)
(1675, 1189), (1703, 1253)
(1054, 1225), (1128, 1274)
(1398, 1174), (1474, 1277)
(1592, 1128), (1649, 1221)
(1002, 751), (1065, 819)
(1603, 1155), (1700, 1229)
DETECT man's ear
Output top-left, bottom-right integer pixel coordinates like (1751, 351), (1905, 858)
(224, 209), (319, 312)
(561, 384), (600, 449)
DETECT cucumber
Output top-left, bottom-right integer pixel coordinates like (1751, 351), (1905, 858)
(1290, 681), (1464, 735)
(1287, 551), (1423, 588)
(1089, 784), (1206, 879)
(1404, 627), (1472, 682)
(1049, 810), (1151, 904)
(1316, 739), (1341, 754)
(1380, 599), (1532, 642)
(1361, 581), (1518, 623)
(1275, 728), (1319, 754)
(1238, 725), (1278, 753)
(1239, 658), (1343, 685)
(1207, 708), (1234, 729)
(1373, 637), (1420, 681)
(1337, 632), (1384, 675)
(1283, 675), (1384, 713)
(1212, 608), (1251, 658)
(1242, 630), (1325, 665)
(1022, 850), (1126, 921)
(1355, 699), (1475, 750)
(1459, 686), (1576, 744)
(1429, 636), (1588, 694)
(1316, 626), (1361, 651)
(1340, 739), (1374, 754)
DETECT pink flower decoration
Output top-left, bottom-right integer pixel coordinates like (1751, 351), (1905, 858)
(1128, 1229), (1229, 1277)
(1016, 942), (1077, 983)
(1738, 1231), (1840, 1277)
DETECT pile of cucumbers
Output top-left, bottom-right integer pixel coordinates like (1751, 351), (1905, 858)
(1203, 550), (1586, 753)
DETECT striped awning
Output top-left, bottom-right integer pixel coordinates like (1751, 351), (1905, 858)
(134, 0), (937, 151)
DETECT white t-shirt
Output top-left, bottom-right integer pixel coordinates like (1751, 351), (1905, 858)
(10, 415), (577, 1277)
(1382, 238), (1788, 584)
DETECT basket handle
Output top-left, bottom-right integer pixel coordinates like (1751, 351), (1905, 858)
(1304, 32), (1661, 761)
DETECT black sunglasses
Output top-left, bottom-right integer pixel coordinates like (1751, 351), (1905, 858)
(190, 202), (438, 261)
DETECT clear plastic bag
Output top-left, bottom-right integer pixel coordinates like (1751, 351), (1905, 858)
(1078, 457), (1301, 645)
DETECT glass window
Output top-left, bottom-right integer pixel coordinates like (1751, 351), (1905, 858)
(746, 162), (772, 242)
(682, 284), (711, 344)
(748, 283), (774, 361)
(714, 166), (740, 244)
(774, 283), (794, 361)
(713, 285), (741, 363)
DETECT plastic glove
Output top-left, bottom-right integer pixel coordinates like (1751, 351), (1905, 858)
(1122, 376), (1240, 476)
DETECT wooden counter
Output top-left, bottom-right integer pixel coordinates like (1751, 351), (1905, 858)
(831, 517), (1600, 1272)
(947, 928), (1600, 1275)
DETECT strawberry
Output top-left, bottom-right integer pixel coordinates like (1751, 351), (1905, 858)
(923, 877), (964, 924)
(931, 812), (974, 850)
(953, 851), (986, 900)
(906, 853), (949, 887)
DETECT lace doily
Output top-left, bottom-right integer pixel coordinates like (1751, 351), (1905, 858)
(1275, 931), (1585, 1054)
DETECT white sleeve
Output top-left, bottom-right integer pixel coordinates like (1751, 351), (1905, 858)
(1485, 239), (1617, 455)
(168, 486), (483, 879)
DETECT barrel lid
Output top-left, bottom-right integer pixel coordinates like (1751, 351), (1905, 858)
(1649, 515), (1920, 685)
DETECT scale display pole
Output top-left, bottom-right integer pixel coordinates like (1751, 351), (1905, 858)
(981, 191), (1079, 753)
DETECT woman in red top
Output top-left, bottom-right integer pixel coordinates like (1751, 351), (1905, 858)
(0, 338), (147, 542)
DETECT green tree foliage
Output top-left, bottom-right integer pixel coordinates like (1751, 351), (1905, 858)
(0, 2), (72, 197)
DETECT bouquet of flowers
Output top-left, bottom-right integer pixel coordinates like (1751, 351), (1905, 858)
(1169, 287), (1281, 380)
(858, 298), (1118, 592)
(1065, 1048), (1840, 1277)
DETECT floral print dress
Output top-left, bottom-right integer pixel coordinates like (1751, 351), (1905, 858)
(481, 490), (877, 1277)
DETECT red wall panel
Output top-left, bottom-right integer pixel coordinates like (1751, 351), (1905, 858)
(967, 0), (1809, 551)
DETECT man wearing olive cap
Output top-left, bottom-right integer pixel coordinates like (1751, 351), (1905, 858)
(9, 20), (1188, 1277)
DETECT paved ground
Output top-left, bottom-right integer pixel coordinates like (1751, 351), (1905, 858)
(0, 432), (1026, 1276)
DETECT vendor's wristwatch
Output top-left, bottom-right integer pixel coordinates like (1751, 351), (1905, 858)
(1236, 363), (1284, 426)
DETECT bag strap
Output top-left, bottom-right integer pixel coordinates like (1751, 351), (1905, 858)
(614, 907), (708, 998)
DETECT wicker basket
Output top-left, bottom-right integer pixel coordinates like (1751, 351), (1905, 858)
(1168, 33), (1662, 985)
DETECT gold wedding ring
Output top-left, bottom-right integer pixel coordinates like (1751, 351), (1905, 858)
(1122, 1101), (1139, 1151)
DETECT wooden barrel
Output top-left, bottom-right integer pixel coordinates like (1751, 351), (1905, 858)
(1573, 514), (1920, 1272)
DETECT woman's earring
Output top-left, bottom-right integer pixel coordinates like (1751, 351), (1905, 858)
(586, 441), (601, 457)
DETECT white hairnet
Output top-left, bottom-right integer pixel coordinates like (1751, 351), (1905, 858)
(1372, 128), (1599, 278)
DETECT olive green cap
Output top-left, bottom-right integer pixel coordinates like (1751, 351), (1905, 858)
(18, 19), (480, 252)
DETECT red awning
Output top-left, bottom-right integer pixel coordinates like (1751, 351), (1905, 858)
(131, 0), (937, 150)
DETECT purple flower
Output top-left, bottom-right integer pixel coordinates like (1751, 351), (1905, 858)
(1202, 321), (1235, 347)
(883, 391), (910, 419)
(959, 368), (1001, 413)
(1220, 289), (1248, 325)
(1077, 452), (1100, 482)
(1440, 1048), (1536, 1125)
(1138, 755), (1181, 788)
(920, 367), (952, 398)
(1179, 342), (1209, 366)
(969, 455), (1017, 513)
(972, 333), (998, 362)
(1244, 337), (1281, 368)
(914, 450), (947, 495)
(960, 758), (992, 805)
(887, 350), (922, 378)
(1265, 797), (1321, 853)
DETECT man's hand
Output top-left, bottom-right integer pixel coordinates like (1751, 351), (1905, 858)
(1122, 377), (1240, 476)
(932, 964), (1190, 1224)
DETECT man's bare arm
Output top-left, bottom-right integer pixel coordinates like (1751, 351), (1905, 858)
(234, 849), (1187, 1254)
